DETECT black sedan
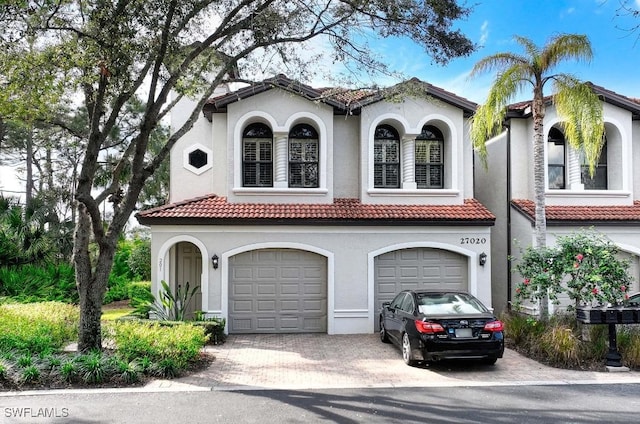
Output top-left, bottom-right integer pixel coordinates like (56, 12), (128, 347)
(379, 290), (504, 366)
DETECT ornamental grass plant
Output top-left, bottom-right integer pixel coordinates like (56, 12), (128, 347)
(0, 302), (209, 389)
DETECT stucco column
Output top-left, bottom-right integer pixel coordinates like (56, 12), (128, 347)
(274, 132), (288, 188)
(567, 147), (584, 190)
(402, 136), (417, 189)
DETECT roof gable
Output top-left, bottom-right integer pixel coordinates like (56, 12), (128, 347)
(202, 75), (477, 120)
(506, 82), (640, 120)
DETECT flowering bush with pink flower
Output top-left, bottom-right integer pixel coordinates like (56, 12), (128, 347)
(513, 230), (632, 311)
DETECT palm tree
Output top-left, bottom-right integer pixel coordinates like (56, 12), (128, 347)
(470, 34), (604, 249)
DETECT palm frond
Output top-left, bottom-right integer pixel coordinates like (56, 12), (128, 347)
(541, 34), (592, 71)
(470, 65), (532, 165)
(553, 76), (604, 176)
(469, 52), (529, 79)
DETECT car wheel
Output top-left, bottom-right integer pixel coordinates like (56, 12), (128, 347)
(380, 319), (390, 343)
(402, 333), (417, 366)
(481, 357), (498, 365)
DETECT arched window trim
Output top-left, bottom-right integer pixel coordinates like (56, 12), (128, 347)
(415, 125), (444, 189)
(374, 124), (401, 189)
(547, 127), (566, 190)
(581, 135), (608, 190)
(242, 122), (273, 187)
(288, 123), (319, 188)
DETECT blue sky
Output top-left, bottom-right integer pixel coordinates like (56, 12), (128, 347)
(3, 0), (640, 194)
(370, 0), (640, 103)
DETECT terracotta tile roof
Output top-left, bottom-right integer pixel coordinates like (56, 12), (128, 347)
(507, 83), (640, 118)
(136, 196), (495, 226)
(512, 199), (640, 224)
(203, 74), (477, 119)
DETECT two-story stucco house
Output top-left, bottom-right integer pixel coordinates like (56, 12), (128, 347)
(475, 83), (640, 314)
(136, 75), (495, 334)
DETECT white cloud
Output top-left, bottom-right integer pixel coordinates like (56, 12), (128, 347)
(479, 21), (489, 46)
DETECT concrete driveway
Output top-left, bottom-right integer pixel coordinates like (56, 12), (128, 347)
(151, 334), (640, 391)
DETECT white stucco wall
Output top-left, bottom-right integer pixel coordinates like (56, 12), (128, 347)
(223, 89), (335, 204)
(358, 97), (467, 205)
(149, 224), (493, 334)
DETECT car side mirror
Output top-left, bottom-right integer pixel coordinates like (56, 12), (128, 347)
(382, 301), (392, 311)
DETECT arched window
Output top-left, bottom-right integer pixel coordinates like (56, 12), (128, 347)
(374, 125), (400, 188)
(289, 124), (319, 188)
(415, 125), (444, 189)
(242, 123), (273, 187)
(581, 138), (607, 190)
(547, 127), (566, 189)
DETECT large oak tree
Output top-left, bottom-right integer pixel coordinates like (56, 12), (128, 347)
(0, 0), (475, 351)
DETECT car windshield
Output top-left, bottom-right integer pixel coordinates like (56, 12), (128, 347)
(416, 292), (489, 315)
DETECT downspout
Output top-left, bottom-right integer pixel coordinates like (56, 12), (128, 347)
(505, 120), (513, 308)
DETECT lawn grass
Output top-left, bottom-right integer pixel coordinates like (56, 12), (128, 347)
(101, 308), (134, 321)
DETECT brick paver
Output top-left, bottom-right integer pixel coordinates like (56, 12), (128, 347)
(163, 334), (640, 391)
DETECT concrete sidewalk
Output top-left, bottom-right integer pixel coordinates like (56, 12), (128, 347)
(148, 334), (640, 391)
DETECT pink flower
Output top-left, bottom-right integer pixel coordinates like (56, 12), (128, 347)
(524, 279), (530, 285)
(592, 287), (599, 295)
(574, 262), (580, 269)
(576, 253), (584, 262)
(516, 288), (521, 294)
(625, 293), (630, 300)
(621, 285), (627, 292)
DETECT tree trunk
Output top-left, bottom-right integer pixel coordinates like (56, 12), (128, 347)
(532, 83), (548, 317)
(25, 125), (34, 208)
(532, 86), (546, 249)
(74, 203), (117, 352)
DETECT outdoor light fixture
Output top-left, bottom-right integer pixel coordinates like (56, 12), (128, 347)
(211, 254), (219, 269)
(479, 252), (487, 266)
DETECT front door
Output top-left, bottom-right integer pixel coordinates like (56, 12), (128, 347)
(176, 242), (202, 319)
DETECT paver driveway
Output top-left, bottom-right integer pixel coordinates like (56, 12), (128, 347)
(161, 334), (640, 391)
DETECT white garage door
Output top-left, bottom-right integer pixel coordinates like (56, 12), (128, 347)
(229, 249), (327, 333)
(374, 248), (468, 328)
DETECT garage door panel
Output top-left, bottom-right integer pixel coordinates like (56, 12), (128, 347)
(232, 318), (253, 331)
(280, 283), (300, 295)
(257, 283), (276, 295)
(399, 266), (419, 278)
(232, 283), (253, 296)
(231, 300), (253, 313)
(229, 249), (327, 333)
(256, 300), (276, 312)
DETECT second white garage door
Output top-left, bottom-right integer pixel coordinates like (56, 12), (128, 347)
(374, 248), (468, 327)
(229, 249), (327, 333)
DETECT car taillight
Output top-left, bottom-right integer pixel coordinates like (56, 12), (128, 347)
(483, 320), (504, 332)
(415, 320), (445, 334)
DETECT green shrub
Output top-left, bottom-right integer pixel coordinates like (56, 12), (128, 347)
(192, 317), (226, 345)
(114, 358), (141, 383)
(0, 302), (79, 353)
(20, 365), (40, 383)
(110, 320), (206, 372)
(0, 263), (78, 303)
(78, 351), (112, 384)
(127, 239), (151, 281)
(619, 327), (640, 368)
(104, 274), (131, 304)
(128, 281), (153, 317)
(60, 360), (79, 383)
(128, 281), (152, 303)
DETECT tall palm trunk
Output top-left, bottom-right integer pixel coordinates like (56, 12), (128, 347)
(532, 85), (547, 249)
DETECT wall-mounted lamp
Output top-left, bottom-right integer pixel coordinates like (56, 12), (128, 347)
(211, 254), (219, 269)
(479, 252), (487, 266)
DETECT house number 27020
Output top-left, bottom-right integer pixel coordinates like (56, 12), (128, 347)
(460, 237), (487, 245)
